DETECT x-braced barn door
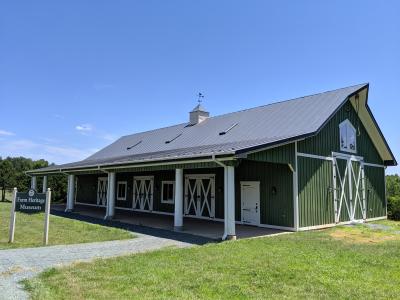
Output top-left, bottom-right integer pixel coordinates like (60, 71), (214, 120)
(133, 176), (154, 211)
(332, 154), (366, 223)
(184, 175), (215, 218)
(97, 177), (108, 206)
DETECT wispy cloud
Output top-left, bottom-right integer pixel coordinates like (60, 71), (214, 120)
(75, 124), (93, 134)
(0, 129), (15, 136)
(53, 114), (65, 120)
(0, 139), (95, 164)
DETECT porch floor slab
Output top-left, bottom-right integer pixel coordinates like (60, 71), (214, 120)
(52, 204), (288, 240)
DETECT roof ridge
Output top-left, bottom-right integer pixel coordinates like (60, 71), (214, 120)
(206, 82), (368, 120)
(119, 83), (368, 138)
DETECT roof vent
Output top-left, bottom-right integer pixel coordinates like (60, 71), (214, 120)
(126, 140), (142, 150)
(219, 123), (238, 135)
(165, 133), (182, 144)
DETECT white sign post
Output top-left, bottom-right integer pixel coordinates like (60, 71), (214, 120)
(43, 188), (51, 245)
(8, 188), (17, 243)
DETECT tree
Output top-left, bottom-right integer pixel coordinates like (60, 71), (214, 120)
(386, 174), (400, 220)
(0, 158), (15, 201)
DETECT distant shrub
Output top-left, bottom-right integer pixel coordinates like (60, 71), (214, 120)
(387, 196), (400, 221)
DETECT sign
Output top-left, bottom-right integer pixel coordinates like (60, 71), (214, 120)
(15, 189), (46, 213)
(9, 187), (52, 245)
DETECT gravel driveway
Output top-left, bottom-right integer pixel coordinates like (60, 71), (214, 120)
(0, 234), (195, 300)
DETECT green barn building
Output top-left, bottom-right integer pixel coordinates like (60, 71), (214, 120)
(28, 83), (396, 239)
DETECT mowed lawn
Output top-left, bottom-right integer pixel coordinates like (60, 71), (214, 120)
(0, 202), (133, 249)
(25, 221), (400, 299)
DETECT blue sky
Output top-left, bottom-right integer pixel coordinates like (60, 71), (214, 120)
(0, 1), (399, 173)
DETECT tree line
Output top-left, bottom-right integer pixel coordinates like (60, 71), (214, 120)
(386, 174), (400, 220)
(0, 156), (67, 202)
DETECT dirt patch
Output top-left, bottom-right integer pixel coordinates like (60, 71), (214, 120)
(330, 227), (400, 244)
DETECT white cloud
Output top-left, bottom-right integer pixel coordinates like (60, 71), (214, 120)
(75, 124), (93, 134)
(0, 139), (95, 164)
(0, 129), (15, 136)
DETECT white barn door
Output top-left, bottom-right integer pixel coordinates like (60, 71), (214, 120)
(133, 176), (154, 211)
(97, 177), (108, 206)
(184, 174), (215, 218)
(332, 154), (366, 223)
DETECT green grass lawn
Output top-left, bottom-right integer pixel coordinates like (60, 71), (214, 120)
(24, 220), (400, 299)
(0, 202), (134, 249)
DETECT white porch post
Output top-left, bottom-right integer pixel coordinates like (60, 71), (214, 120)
(65, 174), (75, 212)
(31, 176), (37, 190)
(174, 168), (183, 231)
(223, 165), (236, 240)
(293, 141), (299, 231)
(42, 176), (48, 194)
(105, 172), (116, 220)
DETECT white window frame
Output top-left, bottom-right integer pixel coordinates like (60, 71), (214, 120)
(161, 181), (175, 204)
(339, 119), (357, 154)
(117, 181), (127, 201)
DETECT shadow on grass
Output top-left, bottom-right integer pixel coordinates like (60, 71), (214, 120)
(51, 209), (216, 246)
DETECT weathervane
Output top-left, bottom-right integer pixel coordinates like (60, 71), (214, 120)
(197, 92), (204, 104)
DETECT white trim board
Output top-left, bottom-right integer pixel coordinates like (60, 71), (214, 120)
(297, 152), (333, 161)
(76, 202), (106, 208)
(298, 216), (388, 231)
(363, 162), (385, 168)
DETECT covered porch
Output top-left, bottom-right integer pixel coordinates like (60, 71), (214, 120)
(28, 155), (296, 241)
(51, 203), (286, 240)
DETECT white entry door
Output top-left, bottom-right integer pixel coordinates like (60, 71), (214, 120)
(184, 174), (215, 218)
(133, 176), (154, 211)
(97, 177), (108, 206)
(241, 181), (260, 226)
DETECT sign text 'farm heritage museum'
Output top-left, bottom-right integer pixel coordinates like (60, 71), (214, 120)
(15, 189), (46, 213)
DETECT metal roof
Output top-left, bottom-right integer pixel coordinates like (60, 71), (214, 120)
(31, 83), (391, 173)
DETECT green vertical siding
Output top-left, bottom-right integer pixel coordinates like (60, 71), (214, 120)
(76, 174), (103, 205)
(298, 101), (383, 165)
(298, 157), (335, 227)
(297, 99), (387, 227)
(365, 166), (386, 218)
(236, 160), (294, 227)
(247, 143), (295, 167)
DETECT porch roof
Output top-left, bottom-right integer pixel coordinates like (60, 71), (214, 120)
(27, 83), (396, 175)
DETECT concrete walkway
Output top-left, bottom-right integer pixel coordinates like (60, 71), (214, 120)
(0, 234), (195, 300)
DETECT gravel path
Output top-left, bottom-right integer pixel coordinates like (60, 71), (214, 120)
(0, 234), (194, 300)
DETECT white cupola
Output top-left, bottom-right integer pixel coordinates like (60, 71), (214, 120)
(189, 103), (210, 125)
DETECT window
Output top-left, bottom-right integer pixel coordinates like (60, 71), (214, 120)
(117, 181), (127, 201)
(339, 119), (357, 153)
(161, 181), (175, 204)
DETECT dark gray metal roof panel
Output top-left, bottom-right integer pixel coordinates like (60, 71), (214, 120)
(30, 84), (367, 173)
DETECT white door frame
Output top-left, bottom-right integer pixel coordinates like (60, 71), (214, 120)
(332, 152), (366, 223)
(97, 177), (108, 206)
(184, 174), (215, 218)
(240, 181), (260, 226)
(132, 176), (154, 212)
